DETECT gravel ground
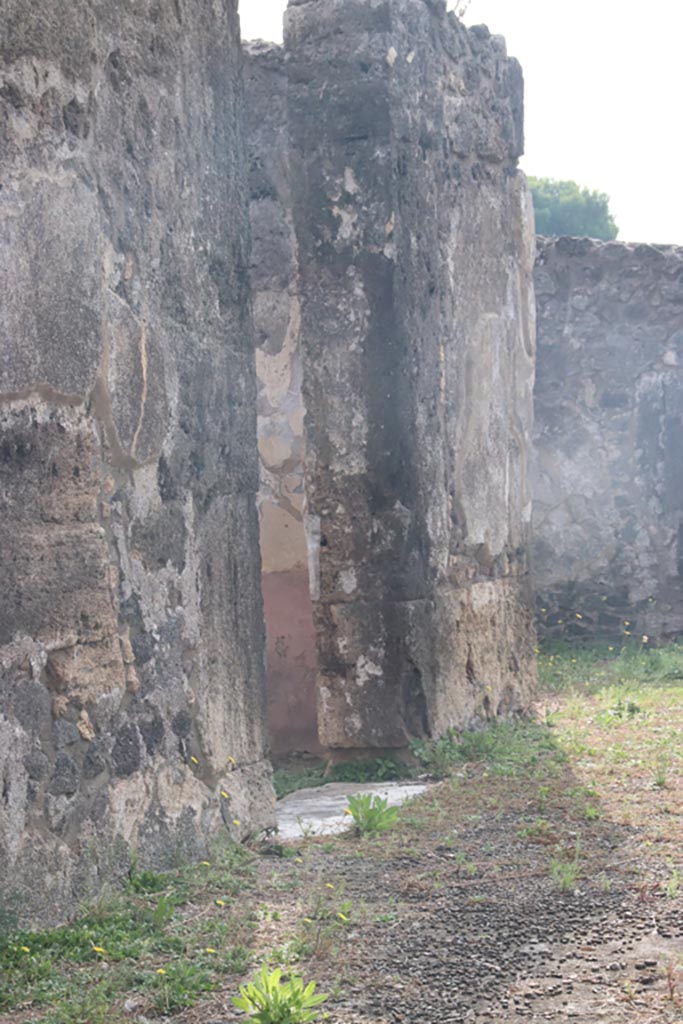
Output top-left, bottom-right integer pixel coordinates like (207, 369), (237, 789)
(189, 739), (683, 1024)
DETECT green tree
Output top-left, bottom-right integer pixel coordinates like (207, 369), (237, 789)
(528, 177), (618, 240)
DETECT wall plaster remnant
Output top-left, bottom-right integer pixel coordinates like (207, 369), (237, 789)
(0, 0), (273, 924)
(245, 43), (320, 756)
(533, 237), (683, 639)
(247, 0), (538, 753)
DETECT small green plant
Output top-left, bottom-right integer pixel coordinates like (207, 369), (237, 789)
(153, 961), (218, 1013)
(537, 784), (550, 812)
(410, 730), (461, 777)
(665, 959), (683, 1007)
(295, 817), (318, 840)
(666, 863), (680, 900)
(452, 850), (477, 876)
(233, 965), (328, 1023)
(652, 754), (671, 790)
(605, 698), (642, 721)
(550, 856), (581, 891)
(345, 793), (399, 836)
(518, 817), (553, 842)
(127, 867), (171, 894)
(298, 885), (353, 959)
(550, 836), (582, 891)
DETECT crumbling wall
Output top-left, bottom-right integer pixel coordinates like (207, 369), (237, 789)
(533, 237), (683, 638)
(245, 43), (319, 756)
(283, 0), (537, 749)
(0, 0), (272, 923)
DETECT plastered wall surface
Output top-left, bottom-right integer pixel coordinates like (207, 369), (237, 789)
(245, 43), (320, 755)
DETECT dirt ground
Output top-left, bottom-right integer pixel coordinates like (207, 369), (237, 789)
(221, 768), (682, 1022)
(2, 645), (683, 1024)
(180, 650), (683, 1024)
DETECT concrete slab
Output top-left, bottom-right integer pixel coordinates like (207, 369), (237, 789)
(276, 779), (432, 840)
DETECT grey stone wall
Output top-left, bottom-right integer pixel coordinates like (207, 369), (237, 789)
(0, 0), (272, 923)
(533, 237), (683, 639)
(276, 0), (537, 750)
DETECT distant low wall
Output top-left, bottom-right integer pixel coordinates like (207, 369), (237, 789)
(533, 237), (683, 639)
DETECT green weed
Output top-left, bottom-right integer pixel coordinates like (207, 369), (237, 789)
(550, 836), (583, 891)
(345, 793), (399, 836)
(233, 965), (328, 1023)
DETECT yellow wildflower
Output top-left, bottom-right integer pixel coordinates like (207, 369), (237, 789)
(190, 756), (199, 765)
(205, 947), (216, 954)
(201, 860), (211, 866)
(325, 883), (334, 889)
(221, 790), (229, 799)
(232, 819), (241, 826)
(157, 968), (166, 975)
(343, 808), (353, 816)
(337, 912), (349, 922)
(92, 946), (106, 955)
(624, 630), (631, 636)
(215, 899), (225, 907)
(296, 857), (303, 863)
(20, 946), (30, 953)
(228, 756), (236, 765)
(575, 613), (583, 620)
(304, 917), (313, 924)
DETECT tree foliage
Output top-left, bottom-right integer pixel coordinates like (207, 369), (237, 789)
(529, 177), (618, 240)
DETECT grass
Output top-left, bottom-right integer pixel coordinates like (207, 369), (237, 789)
(410, 718), (565, 780)
(0, 840), (256, 1020)
(539, 639), (683, 695)
(539, 642), (683, 791)
(273, 757), (405, 799)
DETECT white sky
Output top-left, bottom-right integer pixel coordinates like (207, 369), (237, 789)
(240, 0), (683, 244)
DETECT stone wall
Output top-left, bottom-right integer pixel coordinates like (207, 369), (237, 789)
(533, 237), (683, 639)
(247, 0), (537, 753)
(245, 43), (320, 756)
(0, 0), (272, 923)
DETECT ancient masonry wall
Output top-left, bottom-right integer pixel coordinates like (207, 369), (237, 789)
(0, 0), (273, 923)
(248, 0), (538, 753)
(533, 237), (683, 639)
